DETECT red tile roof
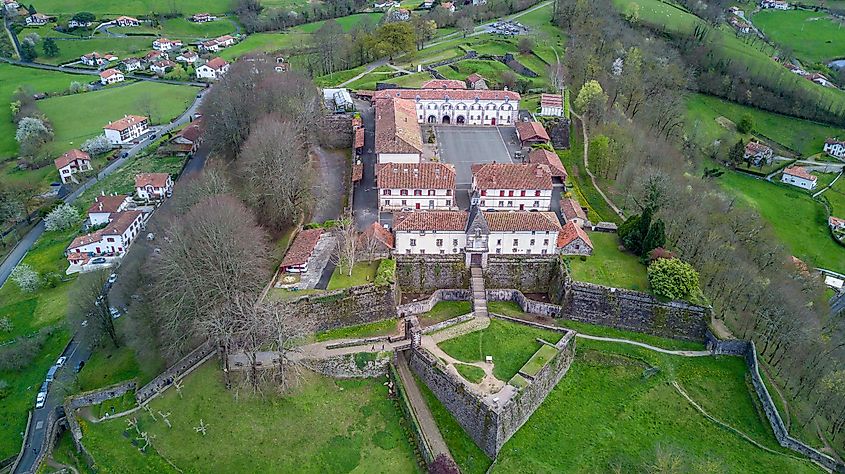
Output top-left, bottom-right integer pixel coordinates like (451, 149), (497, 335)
(99, 68), (121, 79)
(360, 222), (394, 249)
(826, 138), (845, 146)
(135, 172), (170, 188)
(540, 94), (562, 107)
(421, 79), (467, 89)
(515, 121), (550, 142)
(560, 198), (587, 221)
(745, 141), (771, 154)
(352, 163), (363, 182)
(372, 88), (519, 101)
(88, 194), (128, 214)
(830, 216), (845, 227)
(783, 166), (816, 181)
(471, 163), (552, 190)
(104, 115), (148, 131)
(354, 127), (365, 149)
(281, 228), (323, 267)
(54, 149), (90, 169)
(377, 162), (456, 190)
(557, 220), (592, 248)
(483, 211), (561, 232)
(374, 98), (423, 155)
(205, 57), (229, 70)
(393, 211), (468, 231)
(527, 148), (566, 178)
(69, 210), (143, 250)
(466, 73), (484, 84)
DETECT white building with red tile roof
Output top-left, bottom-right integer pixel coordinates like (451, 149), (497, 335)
(25, 13), (50, 25)
(515, 121), (550, 146)
(557, 220), (593, 255)
(781, 166), (817, 190)
(359, 222), (395, 258)
(560, 198), (588, 227)
(281, 228), (323, 272)
(66, 210), (145, 268)
(190, 12), (216, 22)
(527, 148), (567, 179)
(372, 88), (519, 126)
(99, 68), (124, 85)
(81, 52), (105, 66)
(466, 73), (488, 90)
(539, 93), (563, 116)
(104, 115), (149, 145)
(88, 194), (131, 226)
(375, 98), (423, 163)
(829, 216), (845, 231)
(824, 138), (845, 159)
(196, 57), (229, 80)
(150, 59), (175, 75)
(394, 211), (468, 255)
(152, 38), (182, 51)
(54, 149), (92, 184)
(114, 16), (140, 27)
(377, 162), (456, 210)
(471, 163), (553, 211)
(176, 50), (198, 64)
(122, 57), (142, 72)
(744, 141), (773, 166)
(135, 173), (173, 201)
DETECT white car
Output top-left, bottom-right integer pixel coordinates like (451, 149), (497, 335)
(35, 392), (46, 409)
(107, 273), (118, 285)
(109, 307), (121, 319)
(55, 356), (67, 367)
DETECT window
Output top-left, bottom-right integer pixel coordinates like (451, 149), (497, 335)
(499, 190), (505, 197)
(513, 239), (519, 246)
(401, 200), (407, 205)
(496, 248), (501, 254)
(542, 249), (548, 255)
(410, 239), (417, 246)
(480, 200), (486, 206)
(535, 190), (541, 196)
(452, 239), (458, 246)
(508, 190), (514, 197)
(420, 249), (425, 254)
(481, 190), (486, 196)
(414, 190), (422, 196)
(383, 189), (391, 195)
(544, 239), (549, 246)
(527, 249), (532, 254)
(453, 248), (459, 253)
(436, 239), (443, 247)
(420, 231), (426, 236)
(107, 237), (115, 242)
(507, 201), (513, 207)
(400, 189), (408, 196)
(497, 239), (502, 245)
(531, 231), (536, 235)
(446, 200), (451, 206)
(512, 248), (517, 253)
(533, 201), (539, 207)
(498, 201), (504, 207)
(385, 199), (390, 205)
(428, 189), (435, 196)
(406, 249), (411, 254)
(439, 249), (445, 254)
(530, 239), (535, 246)
(520, 190), (526, 197)
(446, 189), (452, 196)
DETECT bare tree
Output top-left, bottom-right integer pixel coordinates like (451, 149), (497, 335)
(68, 270), (119, 347)
(548, 61), (566, 93)
(331, 211), (359, 276)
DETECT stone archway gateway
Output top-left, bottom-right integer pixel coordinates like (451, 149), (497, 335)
(442, 115), (451, 124)
(427, 115), (437, 123)
(456, 115), (465, 124)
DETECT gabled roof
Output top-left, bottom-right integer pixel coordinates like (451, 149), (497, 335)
(69, 210), (143, 250)
(99, 68), (122, 79)
(374, 98), (423, 155)
(527, 148), (566, 178)
(420, 79), (467, 90)
(557, 220), (592, 248)
(281, 228), (323, 267)
(105, 115), (148, 131)
(744, 141), (771, 154)
(466, 73), (484, 84)
(152, 60), (175, 68)
(54, 149), (90, 169)
(560, 198), (587, 221)
(175, 121), (203, 142)
(360, 222), (394, 249)
(826, 138), (845, 146)
(376, 162), (456, 190)
(88, 194), (129, 214)
(540, 94), (562, 107)
(471, 163), (552, 190)
(515, 121), (550, 142)
(393, 211), (468, 231)
(204, 57), (229, 70)
(830, 216), (845, 227)
(483, 211), (561, 232)
(116, 15), (139, 22)
(783, 166), (816, 181)
(135, 172), (170, 188)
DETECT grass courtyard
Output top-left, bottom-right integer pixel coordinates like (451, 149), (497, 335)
(327, 260), (380, 290)
(75, 362), (419, 472)
(567, 232), (650, 292)
(753, 9), (845, 65)
(418, 300), (472, 326)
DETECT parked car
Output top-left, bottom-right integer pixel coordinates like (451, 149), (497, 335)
(91, 257), (107, 264)
(149, 133), (157, 140)
(45, 365), (58, 382)
(75, 360), (85, 373)
(107, 273), (118, 285)
(55, 356), (67, 367)
(81, 319), (88, 327)
(35, 392), (46, 409)
(109, 307), (121, 319)
(120, 151), (129, 158)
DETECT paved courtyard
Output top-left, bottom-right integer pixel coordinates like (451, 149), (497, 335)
(435, 126), (521, 186)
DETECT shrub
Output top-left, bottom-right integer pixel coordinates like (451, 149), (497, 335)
(0, 327), (53, 371)
(11, 263), (40, 293)
(736, 114), (754, 134)
(0, 317), (12, 332)
(374, 259), (396, 286)
(44, 203), (80, 231)
(648, 258), (700, 301)
(81, 134), (112, 155)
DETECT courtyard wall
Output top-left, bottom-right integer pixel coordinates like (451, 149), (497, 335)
(396, 255), (469, 292)
(284, 281), (400, 332)
(483, 255), (557, 293)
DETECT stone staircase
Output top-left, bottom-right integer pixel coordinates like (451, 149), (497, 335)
(471, 267), (487, 318)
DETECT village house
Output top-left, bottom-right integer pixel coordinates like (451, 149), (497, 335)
(359, 222), (394, 258)
(66, 210), (144, 267)
(729, 17), (752, 34)
(784, 62), (806, 76)
(372, 87), (520, 125)
(195, 57), (229, 80)
(144, 50), (168, 63)
(167, 120), (203, 155)
(81, 52), (105, 67)
(200, 39), (221, 53)
(114, 15), (140, 27)
(781, 166), (817, 190)
(190, 12), (216, 22)
(471, 163), (553, 211)
(422, 0), (435, 9)
(68, 18), (92, 28)
(393, 211), (468, 255)
(761, 0), (789, 9)
(4, 0), (19, 13)
(152, 37), (182, 51)
(441, 1), (456, 12)
(421, 79), (467, 90)
(824, 138), (845, 159)
(374, 1), (399, 8)
(122, 57), (141, 72)
(829, 216), (845, 231)
(175, 50), (198, 64)
(560, 198), (588, 228)
(135, 173), (173, 201)
(88, 194), (131, 226)
(99, 68), (124, 85)
(557, 220), (593, 256)
(377, 162), (457, 211)
(807, 73), (836, 88)
(375, 97), (423, 163)
(214, 35), (236, 48)
(744, 141), (773, 166)
(103, 114), (149, 145)
(280, 228), (323, 273)
(54, 149), (92, 184)
(25, 13), (50, 25)
(466, 73), (488, 90)
(539, 93), (563, 116)
(390, 8), (411, 21)
(515, 121), (551, 146)
(150, 59), (175, 75)
(527, 148), (567, 180)
(103, 53), (118, 62)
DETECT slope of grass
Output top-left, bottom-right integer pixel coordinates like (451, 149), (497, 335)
(753, 9), (845, 64)
(28, 36), (152, 65)
(567, 232), (649, 292)
(419, 301), (472, 326)
(27, 0), (305, 15)
(315, 319), (398, 342)
(327, 260), (380, 289)
(454, 363), (485, 383)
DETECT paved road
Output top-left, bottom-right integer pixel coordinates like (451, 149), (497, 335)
(352, 99), (379, 230)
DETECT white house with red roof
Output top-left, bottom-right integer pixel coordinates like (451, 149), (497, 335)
(829, 216), (845, 231)
(557, 220), (593, 256)
(377, 162), (457, 210)
(54, 149), (92, 184)
(471, 163), (553, 211)
(527, 148), (567, 179)
(359, 222), (395, 258)
(25, 13), (50, 25)
(114, 16), (140, 27)
(421, 79), (466, 90)
(81, 52), (106, 67)
(4, 0), (19, 13)
(515, 121), (551, 146)
(190, 12), (216, 22)
(744, 141), (773, 166)
(66, 210), (144, 269)
(88, 193), (131, 226)
(175, 50), (198, 64)
(781, 166), (817, 190)
(372, 88), (519, 125)
(150, 59), (175, 75)
(168, 120), (203, 155)
(152, 38), (182, 51)
(560, 198), (588, 227)
(196, 57), (229, 80)
(99, 68), (124, 85)
(135, 173), (173, 201)
(466, 73), (488, 90)
(122, 57), (142, 72)
(539, 94), (563, 116)
(375, 98), (423, 163)
(824, 138), (845, 159)
(393, 211), (468, 256)
(104, 115), (149, 145)
(280, 228), (323, 273)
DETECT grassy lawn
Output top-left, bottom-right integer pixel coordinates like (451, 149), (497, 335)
(438, 319), (562, 381)
(418, 300), (472, 326)
(491, 338), (822, 473)
(77, 344), (145, 392)
(295, 13), (384, 33)
(454, 363), (485, 383)
(518, 344), (557, 377)
(73, 155), (185, 212)
(77, 361), (418, 472)
(314, 64), (369, 87)
(716, 168), (845, 272)
(558, 137), (623, 224)
(327, 260), (380, 290)
(30, 36), (152, 66)
(567, 232), (650, 292)
(557, 319), (707, 351)
(753, 9), (845, 64)
(38, 81), (198, 156)
(487, 300), (529, 318)
(29, 0), (249, 15)
(686, 93), (843, 157)
(415, 374), (491, 474)
(823, 175), (845, 218)
(314, 319), (398, 342)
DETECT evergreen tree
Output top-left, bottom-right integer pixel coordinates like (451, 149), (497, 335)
(641, 218), (665, 257)
(19, 41), (37, 62)
(727, 140), (745, 167)
(42, 37), (59, 57)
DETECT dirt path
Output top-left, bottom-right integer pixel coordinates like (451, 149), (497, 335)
(576, 333), (712, 357)
(570, 112), (625, 220)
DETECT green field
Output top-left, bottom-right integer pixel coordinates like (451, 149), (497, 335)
(438, 319), (563, 381)
(37, 81), (197, 155)
(25, 35), (152, 66)
(76, 362), (418, 472)
(686, 93), (844, 157)
(27, 0), (308, 15)
(327, 260), (380, 289)
(717, 168), (845, 271)
(109, 17), (237, 39)
(489, 339), (821, 472)
(823, 174), (845, 218)
(558, 137), (624, 224)
(567, 231), (650, 291)
(418, 300), (472, 326)
(315, 319), (398, 342)
(753, 9), (845, 64)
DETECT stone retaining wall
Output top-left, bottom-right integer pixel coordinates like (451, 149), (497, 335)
(303, 352), (390, 378)
(421, 314), (474, 334)
(396, 289), (471, 315)
(285, 282), (400, 332)
(397, 255), (469, 292)
(136, 340), (216, 404)
(487, 289), (561, 317)
(484, 255), (557, 293)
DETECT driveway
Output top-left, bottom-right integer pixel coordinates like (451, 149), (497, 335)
(352, 100), (379, 231)
(310, 146), (347, 224)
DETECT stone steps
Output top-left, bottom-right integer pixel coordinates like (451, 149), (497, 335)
(470, 266), (487, 318)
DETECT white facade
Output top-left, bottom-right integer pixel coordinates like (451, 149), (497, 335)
(104, 116), (149, 145)
(781, 171), (817, 190)
(541, 103), (562, 116)
(381, 189), (454, 211)
(81, 54), (104, 66)
(487, 230), (558, 255)
(25, 14), (49, 25)
(395, 230), (466, 255)
(476, 189), (552, 211)
(57, 160), (92, 184)
(67, 211), (144, 265)
(152, 38), (181, 51)
(378, 152), (420, 164)
(824, 141), (845, 159)
(99, 70), (124, 85)
(136, 176), (173, 201)
(123, 59), (141, 71)
(416, 99), (517, 125)
(196, 62), (228, 80)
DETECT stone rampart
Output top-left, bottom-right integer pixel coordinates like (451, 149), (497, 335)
(136, 340), (216, 404)
(397, 255), (469, 292)
(421, 314), (474, 334)
(484, 255), (558, 292)
(487, 289), (561, 317)
(285, 281), (400, 332)
(303, 352), (390, 378)
(397, 289), (471, 316)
